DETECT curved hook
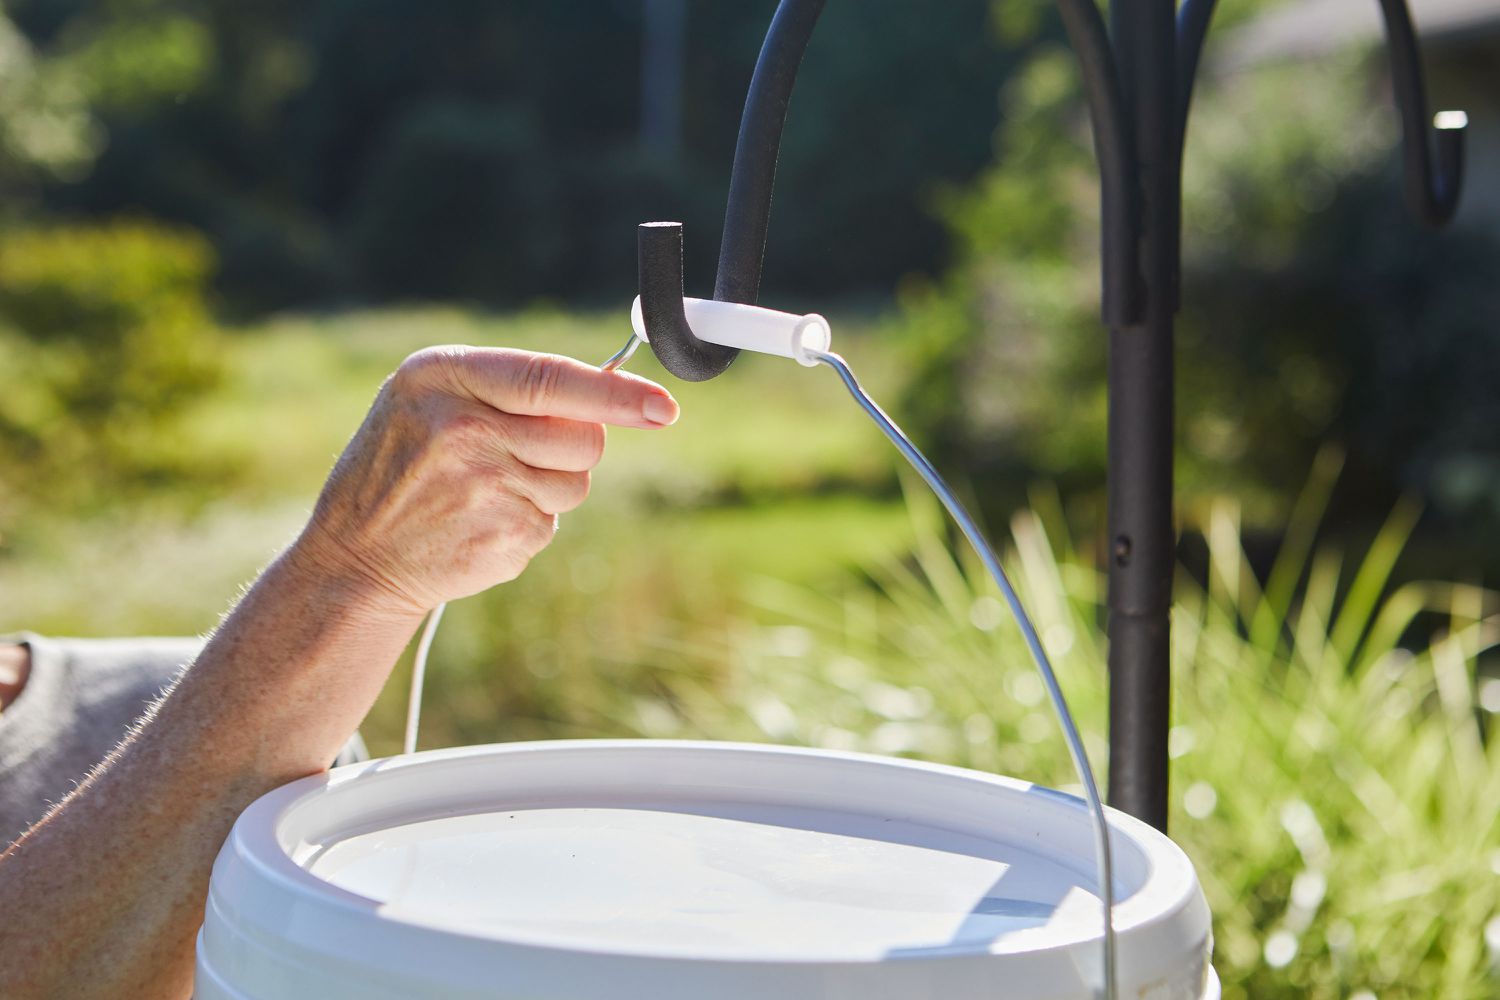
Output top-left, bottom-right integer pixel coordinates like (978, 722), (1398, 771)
(1377, 0), (1465, 227)
(638, 222), (738, 382)
(1055, 0), (1140, 326)
(638, 0), (1141, 378)
(717, 0), (1137, 322)
(636, 0), (825, 382)
(1174, 0), (1218, 153)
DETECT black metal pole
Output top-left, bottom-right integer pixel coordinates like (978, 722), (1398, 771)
(1105, 0), (1176, 832)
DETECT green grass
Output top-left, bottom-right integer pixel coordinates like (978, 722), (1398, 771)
(199, 305), (901, 506)
(3, 308), (1497, 996)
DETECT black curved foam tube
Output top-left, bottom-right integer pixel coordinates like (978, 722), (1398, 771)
(636, 0), (826, 383)
(639, 222), (739, 382)
(713, 0), (828, 307)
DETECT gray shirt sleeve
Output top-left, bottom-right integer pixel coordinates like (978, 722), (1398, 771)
(0, 633), (199, 847)
(0, 634), (368, 849)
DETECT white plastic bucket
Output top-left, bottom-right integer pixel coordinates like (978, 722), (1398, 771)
(196, 740), (1217, 999)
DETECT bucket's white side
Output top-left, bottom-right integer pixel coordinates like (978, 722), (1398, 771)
(196, 948), (1219, 1000)
(196, 741), (1215, 1000)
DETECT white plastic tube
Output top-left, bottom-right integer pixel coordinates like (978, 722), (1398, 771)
(629, 296), (831, 366)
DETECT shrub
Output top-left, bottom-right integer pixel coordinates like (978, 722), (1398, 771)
(0, 219), (224, 518)
(341, 101), (726, 308)
(894, 44), (1500, 547)
(604, 471), (1500, 998)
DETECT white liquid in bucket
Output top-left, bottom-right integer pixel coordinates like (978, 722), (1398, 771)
(197, 740), (1216, 999)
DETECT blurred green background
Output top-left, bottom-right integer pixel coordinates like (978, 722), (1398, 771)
(1, 0), (1498, 996)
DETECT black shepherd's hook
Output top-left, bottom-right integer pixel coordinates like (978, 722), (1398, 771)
(637, 221), (729, 382)
(1376, 0), (1465, 228)
(637, 0), (828, 383)
(638, 0), (1140, 383)
(1175, 0), (1465, 229)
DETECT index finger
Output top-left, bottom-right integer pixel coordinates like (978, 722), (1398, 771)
(449, 348), (680, 428)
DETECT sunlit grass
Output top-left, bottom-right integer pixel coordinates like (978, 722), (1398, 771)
(587, 460), (1500, 999)
(196, 305), (900, 505)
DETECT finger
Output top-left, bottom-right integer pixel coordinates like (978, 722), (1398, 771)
(451, 348), (680, 428)
(509, 466), (590, 516)
(497, 413), (606, 473)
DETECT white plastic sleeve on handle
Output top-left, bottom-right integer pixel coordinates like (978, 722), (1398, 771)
(630, 296), (831, 367)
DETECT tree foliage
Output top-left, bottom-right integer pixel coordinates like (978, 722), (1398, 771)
(5, 0), (1020, 311)
(0, 220), (224, 516)
(894, 35), (1500, 550)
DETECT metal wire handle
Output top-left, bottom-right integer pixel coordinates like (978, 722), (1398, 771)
(403, 601), (445, 755)
(804, 346), (1117, 1000)
(402, 329), (1117, 998)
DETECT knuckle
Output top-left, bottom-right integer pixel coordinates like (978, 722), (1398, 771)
(517, 353), (564, 410)
(437, 411), (494, 453)
(500, 503), (551, 550)
(488, 413), (523, 454)
(486, 455), (526, 502)
(394, 346), (455, 389)
(524, 507), (556, 550)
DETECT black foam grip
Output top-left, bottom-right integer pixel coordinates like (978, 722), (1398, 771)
(638, 222), (739, 382)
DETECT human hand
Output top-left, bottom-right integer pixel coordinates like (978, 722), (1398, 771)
(291, 346), (678, 616)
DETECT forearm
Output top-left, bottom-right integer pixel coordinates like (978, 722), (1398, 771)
(0, 347), (677, 999)
(0, 543), (425, 1000)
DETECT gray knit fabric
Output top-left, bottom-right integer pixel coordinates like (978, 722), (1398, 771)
(0, 633), (367, 848)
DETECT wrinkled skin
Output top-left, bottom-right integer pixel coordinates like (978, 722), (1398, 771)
(302, 345), (678, 610)
(0, 347), (678, 999)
